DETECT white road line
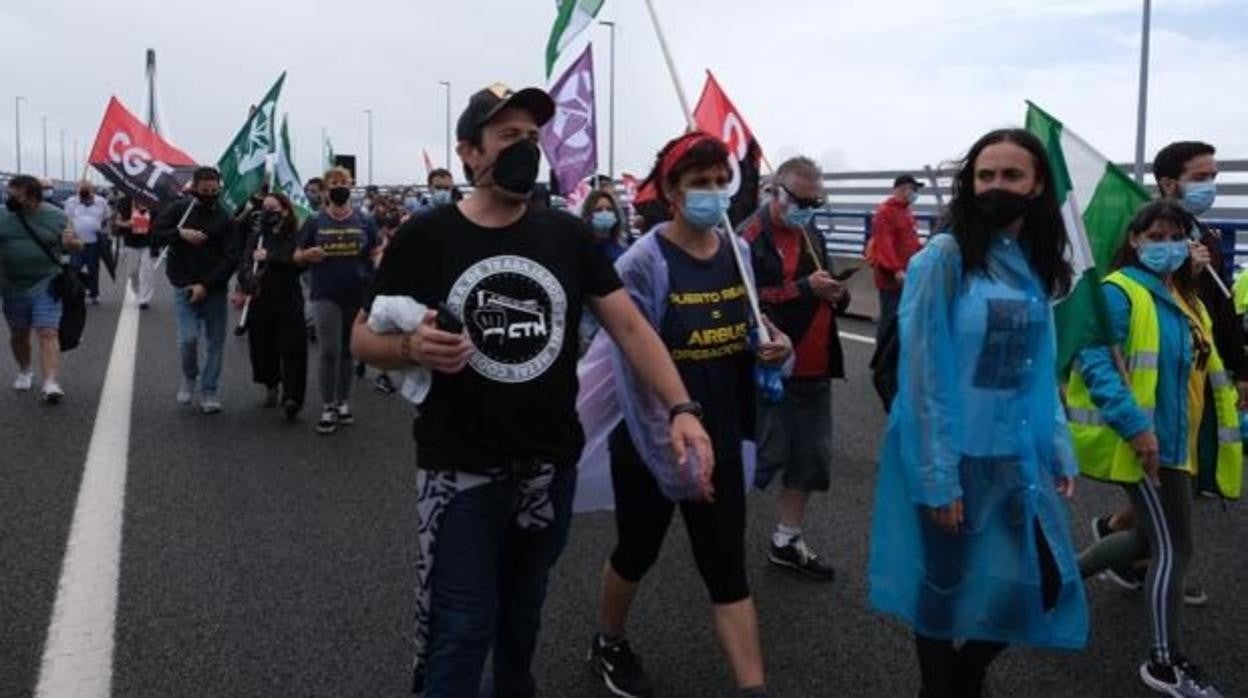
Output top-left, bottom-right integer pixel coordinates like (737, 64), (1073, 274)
(36, 290), (140, 698)
(839, 331), (877, 346)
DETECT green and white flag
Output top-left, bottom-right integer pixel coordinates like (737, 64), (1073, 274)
(272, 115), (312, 225)
(217, 72), (286, 211)
(545, 0), (605, 77)
(1025, 101), (1150, 375)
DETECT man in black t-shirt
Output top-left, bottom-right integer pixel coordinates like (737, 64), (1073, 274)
(352, 83), (712, 697)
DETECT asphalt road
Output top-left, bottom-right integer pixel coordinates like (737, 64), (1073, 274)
(2, 278), (1245, 698)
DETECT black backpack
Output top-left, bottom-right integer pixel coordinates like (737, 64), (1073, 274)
(15, 212), (86, 352)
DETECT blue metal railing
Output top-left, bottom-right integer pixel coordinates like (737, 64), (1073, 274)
(814, 209), (1248, 280)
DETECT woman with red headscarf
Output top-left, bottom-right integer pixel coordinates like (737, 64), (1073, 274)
(585, 132), (791, 698)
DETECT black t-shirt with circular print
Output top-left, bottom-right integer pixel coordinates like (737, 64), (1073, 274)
(370, 203), (623, 472)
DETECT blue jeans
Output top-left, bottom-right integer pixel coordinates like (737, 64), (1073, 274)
(173, 287), (228, 396)
(73, 242), (100, 299)
(424, 466), (577, 698)
(877, 287), (901, 343)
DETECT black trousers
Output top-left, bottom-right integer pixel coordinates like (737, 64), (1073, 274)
(247, 303), (307, 408)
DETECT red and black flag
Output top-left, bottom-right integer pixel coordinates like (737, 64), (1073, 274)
(692, 71), (762, 226)
(88, 97), (198, 208)
(632, 71), (764, 229)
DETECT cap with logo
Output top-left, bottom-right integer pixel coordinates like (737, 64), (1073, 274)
(456, 83), (556, 143)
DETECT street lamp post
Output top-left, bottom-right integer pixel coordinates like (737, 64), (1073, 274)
(72, 137), (78, 179)
(598, 20), (617, 180)
(41, 116), (48, 178)
(1133, 0), (1151, 184)
(59, 129), (66, 180)
(363, 109), (374, 185)
(438, 81), (452, 170)
(14, 96), (25, 174)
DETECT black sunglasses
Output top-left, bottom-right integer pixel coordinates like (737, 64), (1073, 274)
(780, 184), (825, 210)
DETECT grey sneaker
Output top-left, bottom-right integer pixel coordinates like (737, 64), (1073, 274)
(200, 396), (222, 415)
(1140, 656), (1222, 697)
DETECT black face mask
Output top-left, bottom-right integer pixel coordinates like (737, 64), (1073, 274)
(79, 191), (92, 202)
(481, 139), (541, 196)
(305, 191), (322, 207)
(328, 186), (351, 206)
(974, 189), (1035, 229)
(5, 197), (22, 213)
(262, 211), (284, 228)
(195, 191), (220, 207)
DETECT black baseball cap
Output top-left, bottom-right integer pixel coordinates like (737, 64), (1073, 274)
(893, 174), (925, 188)
(456, 83), (555, 143)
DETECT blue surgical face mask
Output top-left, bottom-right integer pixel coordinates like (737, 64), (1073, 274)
(1138, 240), (1188, 274)
(1180, 181), (1216, 215)
(783, 203), (816, 229)
(591, 210), (617, 232)
(906, 189), (919, 205)
(431, 189), (453, 206)
(404, 196), (421, 212)
(680, 189), (731, 230)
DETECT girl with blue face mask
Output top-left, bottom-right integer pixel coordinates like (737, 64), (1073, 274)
(1070, 201), (1235, 697)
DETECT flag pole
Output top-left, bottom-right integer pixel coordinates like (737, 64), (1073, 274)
(642, 0), (771, 342)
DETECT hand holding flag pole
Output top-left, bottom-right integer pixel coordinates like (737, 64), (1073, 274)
(643, 0), (770, 344)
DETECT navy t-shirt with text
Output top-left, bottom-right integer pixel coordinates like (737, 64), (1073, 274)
(299, 208), (378, 306)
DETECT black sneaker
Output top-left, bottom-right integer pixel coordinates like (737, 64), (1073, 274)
(1140, 655), (1222, 697)
(373, 374), (397, 395)
(1090, 516), (1144, 590)
(316, 408), (338, 435)
(263, 386), (279, 408)
(282, 398), (301, 421)
(768, 538), (835, 582)
(1184, 586), (1209, 607)
(588, 634), (654, 698)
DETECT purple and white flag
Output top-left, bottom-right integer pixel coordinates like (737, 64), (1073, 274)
(540, 43), (598, 197)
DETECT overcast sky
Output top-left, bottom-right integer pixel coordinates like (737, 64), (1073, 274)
(1, 0), (1245, 187)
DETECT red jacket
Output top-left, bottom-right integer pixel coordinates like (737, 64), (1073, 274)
(867, 196), (921, 290)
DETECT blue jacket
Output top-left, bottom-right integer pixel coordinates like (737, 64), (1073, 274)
(868, 232), (1088, 650)
(1075, 265), (1194, 469)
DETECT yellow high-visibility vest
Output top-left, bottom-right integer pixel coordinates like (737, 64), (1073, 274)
(1065, 271), (1241, 498)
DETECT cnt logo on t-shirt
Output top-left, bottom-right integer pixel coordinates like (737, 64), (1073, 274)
(446, 255), (568, 384)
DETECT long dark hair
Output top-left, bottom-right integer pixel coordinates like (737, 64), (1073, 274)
(1111, 200), (1199, 302)
(263, 192), (299, 237)
(940, 129), (1073, 298)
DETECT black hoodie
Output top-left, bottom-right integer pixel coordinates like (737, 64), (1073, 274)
(151, 197), (241, 290)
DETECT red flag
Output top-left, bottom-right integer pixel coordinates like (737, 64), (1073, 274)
(88, 97), (197, 207)
(422, 148), (435, 177)
(692, 71), (763, 226)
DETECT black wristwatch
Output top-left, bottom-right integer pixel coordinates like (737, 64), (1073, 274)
(668, 401), (704, 423)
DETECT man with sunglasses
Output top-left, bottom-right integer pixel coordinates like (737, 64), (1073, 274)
(741, 156), (849, 581)
(866, 174), (924, 341)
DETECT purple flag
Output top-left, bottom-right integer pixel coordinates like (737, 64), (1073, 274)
(540, 44), (597, 196)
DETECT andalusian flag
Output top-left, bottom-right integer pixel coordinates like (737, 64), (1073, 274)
(545, 0), (605, 77)
(272, 115), (313, 225)
(1025, 101), (1150, 374)
(218, 72), (285, 211)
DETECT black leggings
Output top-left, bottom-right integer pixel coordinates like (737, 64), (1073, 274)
(607, 424), (749, 605)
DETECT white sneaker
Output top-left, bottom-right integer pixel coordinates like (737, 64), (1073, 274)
(200, 396), (222, 415)
(41, 381), (64, 405)
(13, 371), (34, 391)
(177, 378), (195, 405)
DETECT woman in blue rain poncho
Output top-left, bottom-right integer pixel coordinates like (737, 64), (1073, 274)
(868, 129), (1089, 698)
